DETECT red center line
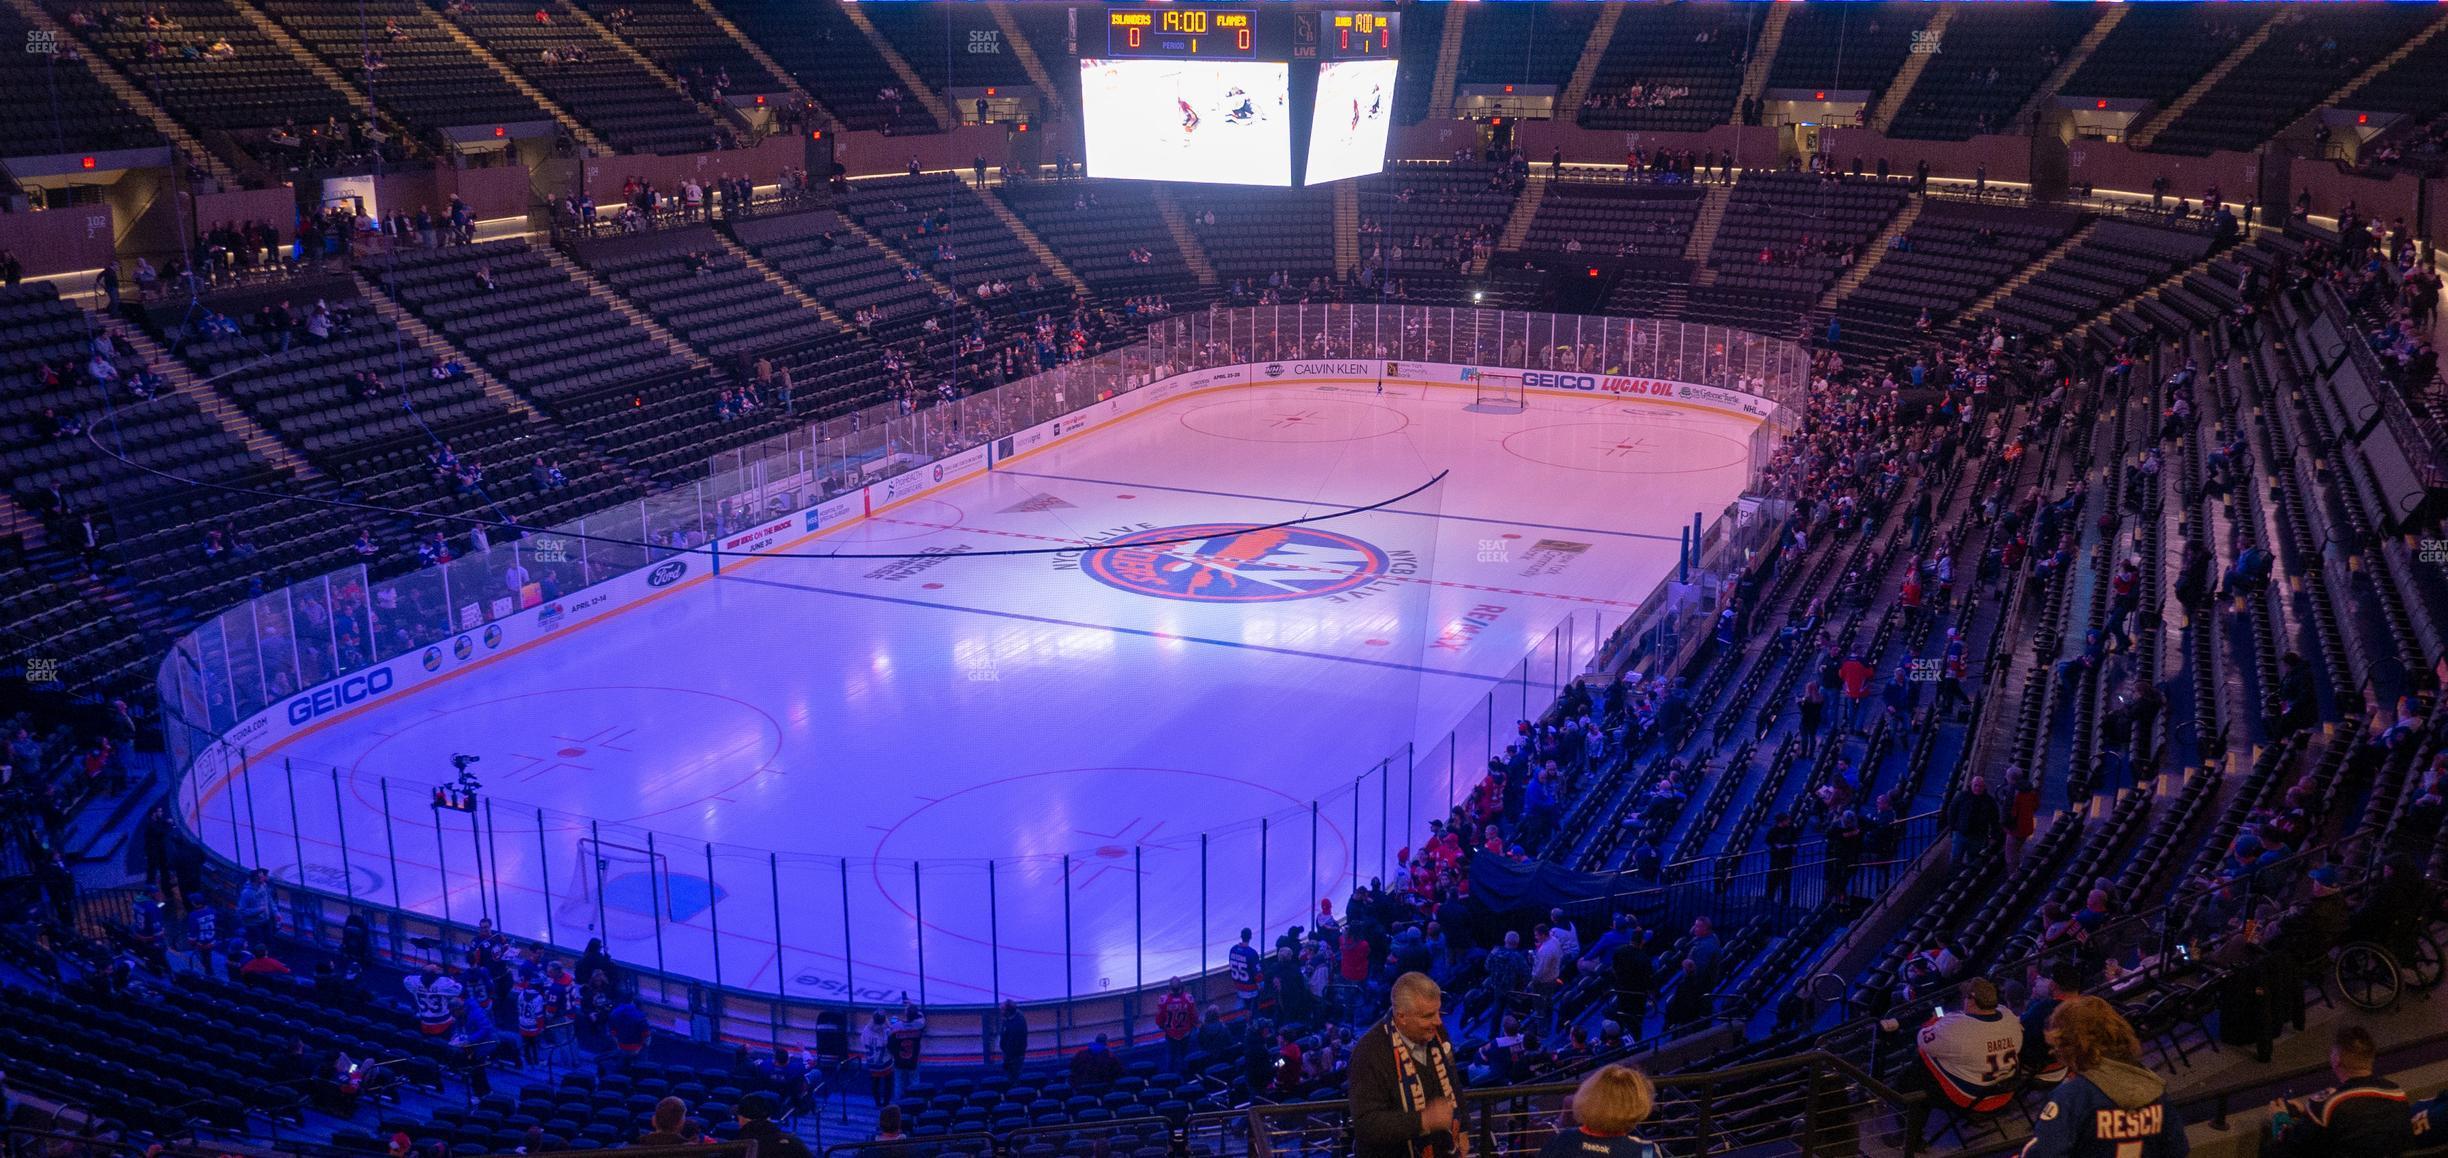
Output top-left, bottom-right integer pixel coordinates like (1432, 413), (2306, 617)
(863, 516), (1650, 610)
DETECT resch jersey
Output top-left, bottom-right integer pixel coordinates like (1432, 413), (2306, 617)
(1918, 1010), (2023, 1111)
(2022, 1070), (2187, 1158)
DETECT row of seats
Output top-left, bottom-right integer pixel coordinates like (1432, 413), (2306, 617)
(1689, 173), (1913, 335)
(1519, 184), (1705, 262)
(1980, 218), (2216, 339)
(835, 173), (1069, 320)
(2060, 4), (2264, 104)
(447, 0), (724, 155)
(705, 0), (933, 134)
(1885, 5), (2101, 141)
(1576, 4), (1754, 135)
(1832, 201), (2083, 357)
(1453, 2), (1598, 88)
(260, 0), (543, 137)
(43, 0), (359, 167)
(2152, 5), (2437, 156)
(994, 181), (1194, 301)
(859, 1), (1026, 92)
(1766, 2), (1931, 98)
(0, 2), (163, 155)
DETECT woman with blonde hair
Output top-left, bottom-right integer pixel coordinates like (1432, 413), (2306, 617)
(2024, 996), (2186, 1158)
(1539, 1064), (1660, 1158)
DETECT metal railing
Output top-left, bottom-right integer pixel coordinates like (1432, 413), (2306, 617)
(1249, 1050), (1918, 1158)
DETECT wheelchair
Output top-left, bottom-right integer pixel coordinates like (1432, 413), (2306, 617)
(2327, 896), (2446, 1012)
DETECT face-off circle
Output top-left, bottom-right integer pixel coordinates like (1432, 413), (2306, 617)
(1082, 523), (1389, 603)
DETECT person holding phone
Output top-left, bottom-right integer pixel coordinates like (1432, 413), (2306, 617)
(1885, 977), (2022, 1148)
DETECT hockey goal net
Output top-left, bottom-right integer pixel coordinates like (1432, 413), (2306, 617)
(562, 836), (673, 942)
(1472, 370), (1526, 412)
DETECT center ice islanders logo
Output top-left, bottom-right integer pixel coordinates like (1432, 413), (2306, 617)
(1083, 524), (1389, 603)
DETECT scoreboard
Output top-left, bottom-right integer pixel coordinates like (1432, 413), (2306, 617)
(1101, 6), (1396, 62)
(1321, 11), (1395, 58)
(1104, 8), (1257, 60)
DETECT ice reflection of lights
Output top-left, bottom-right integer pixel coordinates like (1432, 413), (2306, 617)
(870, 650), (892, 674)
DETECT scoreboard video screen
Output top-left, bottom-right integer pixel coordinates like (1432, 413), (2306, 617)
(1081, 58), (1292, 186)
(1086, 5), (1399, 187)
(1304, 58), (1396, 185)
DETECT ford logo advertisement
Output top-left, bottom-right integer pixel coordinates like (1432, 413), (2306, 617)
(647, 560), (689, 587)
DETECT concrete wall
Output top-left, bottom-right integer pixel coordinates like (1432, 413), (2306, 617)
(0, 203), (117, 279)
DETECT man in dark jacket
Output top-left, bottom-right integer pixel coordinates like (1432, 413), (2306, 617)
(732, 1093), (810, 1158)
(1349, 974), (1466, 1158)
(2266, 1027), (2410, 1158)
(1948, 777), (2002, 865)
(997, 1001), (1029, 1082)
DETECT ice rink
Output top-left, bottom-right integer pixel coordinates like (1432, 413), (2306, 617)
(201, 381), (1759, 1005)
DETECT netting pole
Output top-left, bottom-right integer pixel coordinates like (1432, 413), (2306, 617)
(331, 769), (355, 904)
(838, 857), (854, 1006)
(767, 854), (785, 1016)
(283, 759), (306, 893)
(1404, 743), (1414, 876)
(1132, 845), (1143, 1046)
(706, 842), (724, 990)
(484, 798), (505, 924)
(241, 747), (263, 868)
(911, 861), (926, 1008)
(1198, 834), (1208, 983)
(590, 820), (608, 945)
(433, 794), (453, 924)
(1258, 819), (1268, 951)
(1379, 759), (1389, 881)
(645, 832), (666, 974)
(537, 808), (554, 946)
(1308, 802), (1318, 929)
(462, 804), (488, 925)
(1352, 778), (1361, 886)
(988, 858), (1001, 1004)
(1060, 853), (1073, 1053)
(381, 777), (402, 909)
(187, 758), (204, 848)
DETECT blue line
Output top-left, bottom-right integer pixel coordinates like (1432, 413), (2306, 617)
(723, 574), (1523, 685)
(994, 468), (1686, 544)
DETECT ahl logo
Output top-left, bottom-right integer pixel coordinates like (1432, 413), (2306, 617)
(422, 647), (442, 671)
(1264, 363), (1286, 378)
(453, 634), (475, 661)
(483, 624), (504, 650)
(647, 560), (689, 587)
(1083, 524), (1390, 603)
(286, 666), (396, 726)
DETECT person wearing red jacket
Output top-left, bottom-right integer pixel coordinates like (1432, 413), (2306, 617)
(1156, 980), (1198, 1074)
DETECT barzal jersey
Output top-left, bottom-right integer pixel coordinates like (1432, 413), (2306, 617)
(406, 973), (463, 1034)
(1917, 1009), (2024, 1111)
(2021, 1073), (2186, 1158)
